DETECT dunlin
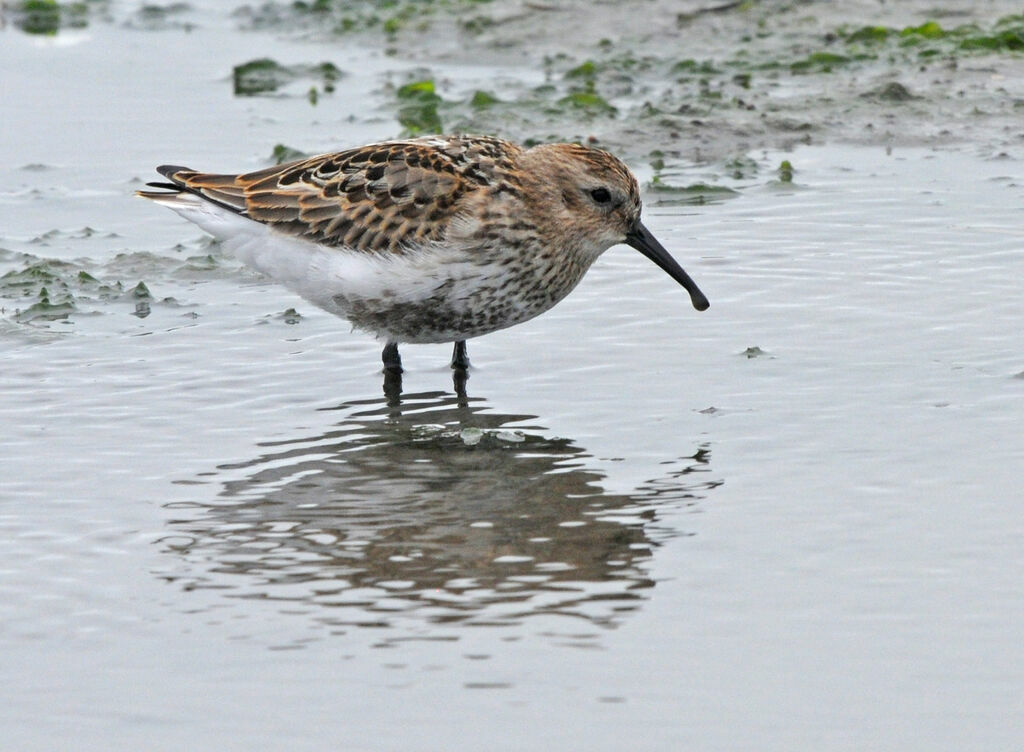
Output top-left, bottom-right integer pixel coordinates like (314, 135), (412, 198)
(139, 135), (708, 373)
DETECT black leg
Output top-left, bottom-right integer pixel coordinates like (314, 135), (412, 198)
(382, 342), (402, 373)
(452, 366), (468, 401)
(450, 340), (470, 370)
(383, 368), (403, 407)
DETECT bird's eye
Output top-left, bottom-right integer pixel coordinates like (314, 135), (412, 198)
(589, 187), (612, 204)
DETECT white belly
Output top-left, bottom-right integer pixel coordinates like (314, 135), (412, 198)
(159, 194), (540, 343)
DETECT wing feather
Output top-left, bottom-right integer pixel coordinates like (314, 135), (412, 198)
(151, 136), (522, 254)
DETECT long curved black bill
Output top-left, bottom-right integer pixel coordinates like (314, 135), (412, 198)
(625, 221), (709, 311)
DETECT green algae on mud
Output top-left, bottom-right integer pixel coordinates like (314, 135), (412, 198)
(232, 58), (344, 97)
(11, 0), (1024, 165)
(11, 0), (95, 35)
(338, 2), (1024, 161)
(125, 2), (195, 31)
(17, 0), (1024, 165)
(556, 85), (617, 117)
(269, 143), (310, 164)
(776, 160), (794, 183)
(838, 16), (1024, 55)
(14, 288), (78, 323)
(643, 178), (740, 206)
(469, 90), (501, 109)
(1, 258), (114, 324)
(15, 0), (60, 34)
(275, 307), (303, 325)
(388, 71), (620, 141)
(395, 79), (444, 135)
(0, 252), (208, 329)
(390, 75), (608, 139)
(236, 0), (495, 37)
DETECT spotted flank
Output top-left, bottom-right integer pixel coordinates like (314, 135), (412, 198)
(139, 135), (708, 373)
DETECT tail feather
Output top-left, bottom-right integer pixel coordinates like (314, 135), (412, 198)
(135, 188), (197, 205)
(157, 165), (197, 182)
(137, 164), (248, 214)
(136, 180), (181, 199)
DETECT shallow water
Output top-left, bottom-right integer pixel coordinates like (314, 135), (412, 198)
(3, 7), (1024, 751)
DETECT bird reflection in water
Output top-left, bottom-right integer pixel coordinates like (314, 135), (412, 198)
(161, 372), (719, 636)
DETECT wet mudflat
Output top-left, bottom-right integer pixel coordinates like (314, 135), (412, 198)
(2, 2), (1023, 750)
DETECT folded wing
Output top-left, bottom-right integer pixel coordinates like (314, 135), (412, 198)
(140, 137), (518, 254)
